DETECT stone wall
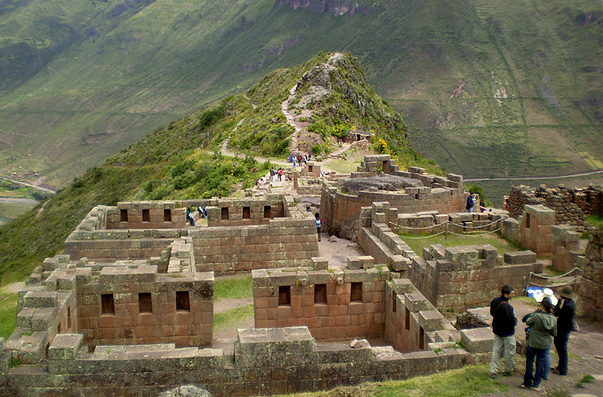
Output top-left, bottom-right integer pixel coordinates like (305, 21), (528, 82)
(107, 202), (186, 229)
(552, 225), (581, 272)
(321, 155), (466, 240)
(64, 196), (319, 274)
(579, 230), (603, 321)
(0, 324), (492, 396)
(520, 205), (555, 256)
(5, 253), (214, 359)
(191, 215), (319, 273)
(411, 246), (536, 310)
(252, 262), (389, 340)
(356, 202), (535, 311)
(507, 185), (603, 233)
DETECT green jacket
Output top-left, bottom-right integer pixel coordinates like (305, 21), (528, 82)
(526, 311), (557, 349)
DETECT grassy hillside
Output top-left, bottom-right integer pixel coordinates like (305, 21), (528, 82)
(0, 0), (600, 188)
(0, 52), (422, 286)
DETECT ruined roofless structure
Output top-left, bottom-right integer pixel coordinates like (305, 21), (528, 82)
(0, 161), (537, 396)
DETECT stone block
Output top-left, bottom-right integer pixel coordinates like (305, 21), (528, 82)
(23, 291), (57, 308)
(504, 251), (536, 265)
(48, 334), (83, 360)
(460, 327), (493, 353)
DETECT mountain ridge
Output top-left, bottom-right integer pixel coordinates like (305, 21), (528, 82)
(0, 0), (601, 187)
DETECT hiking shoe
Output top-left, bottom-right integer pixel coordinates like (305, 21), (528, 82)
(489, 373), (497, 379)
(532, 385), (543, 392)
(519, 384), (529, 389)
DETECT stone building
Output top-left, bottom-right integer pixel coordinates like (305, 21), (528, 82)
(320, 155), (467, 240)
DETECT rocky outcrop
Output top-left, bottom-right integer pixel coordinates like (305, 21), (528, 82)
(275, 0), (377, 16)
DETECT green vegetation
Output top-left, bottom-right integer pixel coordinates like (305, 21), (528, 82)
(0, 292), (18, 339)
(214, 304), (254, 329)
(214, 275), (253, 301)
(576, 374), (596, 388)
(323, 159), (361, 174)
(0, 0), (600, 189)
(283, 365), (511, 396)
(586, 215), (603, 231)
(399, 232), (521, 256)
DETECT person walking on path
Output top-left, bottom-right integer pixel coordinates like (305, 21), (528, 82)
(490, 285), (517, 378)
(315, 213), (322, 242)
(552, 286), (576, 376)
(521, 297), (557, 391)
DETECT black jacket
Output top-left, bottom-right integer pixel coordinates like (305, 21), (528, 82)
(554, 297), (576, 334)
(490, 296), (517, 337)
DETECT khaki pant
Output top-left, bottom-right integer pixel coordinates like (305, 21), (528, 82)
(490, 334), (515, 374)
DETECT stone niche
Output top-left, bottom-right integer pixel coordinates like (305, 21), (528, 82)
(320, 155), (466, 240)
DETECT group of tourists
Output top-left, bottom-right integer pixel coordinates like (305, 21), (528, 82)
(289, 153), (311, 168)
(489, 284), (577, 391)
(268, 167), (284, 182)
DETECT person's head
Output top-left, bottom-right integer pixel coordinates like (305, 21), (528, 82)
(559, 286), (574, 299)
(315, 213), (320, 218)
(501, 285), (515, 299)
(541, 297), (554, 313)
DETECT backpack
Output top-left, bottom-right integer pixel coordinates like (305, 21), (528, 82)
(316, 218), (322, 227)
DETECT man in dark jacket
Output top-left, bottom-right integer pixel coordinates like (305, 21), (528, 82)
(490, 285), (517, 378)
(552, 286), (576, 375)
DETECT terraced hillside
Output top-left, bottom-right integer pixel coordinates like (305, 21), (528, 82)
(0, 0), (601, 187)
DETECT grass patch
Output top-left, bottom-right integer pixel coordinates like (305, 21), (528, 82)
(322, 159), (361, 174)
(213, 304), (254, 329)
(576, 374), (596, 388)
(0, 292), (18, 339)
(281, 365), (510, 396)
(586, 215), (603, 231)
(214, 275), (253, 301)
(399, 232), (520, 256)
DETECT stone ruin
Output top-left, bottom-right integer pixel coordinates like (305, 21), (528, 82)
(320, 155), (467, 240)
(506, 184), (603, 233)
(4, 158), (599, 395)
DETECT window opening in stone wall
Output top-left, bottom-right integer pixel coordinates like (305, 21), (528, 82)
(101, 294), (115, 315)
(382, 161), (388, 173)
(221, 207), (229, 220)
(314, 284), (327, 304)
(67, 306), (71, 328)
(392, 291), (397, 312)
(308, 165), (313, 172)
(350, 282), (362, 302)
(405, 307), (410, 330)
(164, 209), (172, 222)
(58, 323), (61, 334)
(142, 209), (150, 222)
(419, 327), (425, 349)
(243, 206), (251, 219)
(526, 213), (531, 228)
(176, 291), (190, 311)
(264, 206), (272, 219)
(278, 286), (291, 305)
(139, 293), (152, 313)
(120, 209), (128, 222)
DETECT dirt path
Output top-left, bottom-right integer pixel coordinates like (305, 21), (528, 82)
(473, 299), (603, 396)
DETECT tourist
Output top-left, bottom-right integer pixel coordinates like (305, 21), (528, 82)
(466, 193), (475, 213)
(315, 212), (322, 242)
(490, 285), (517, 378)
(270, 167), (275, 182)
(552, 286), (577, 376)
(521, 297), (557, 391)
(186, 208), (195, 227)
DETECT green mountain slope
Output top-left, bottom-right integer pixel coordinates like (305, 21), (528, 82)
(0, 0), (601, 187)
(0, 52), (420, 285)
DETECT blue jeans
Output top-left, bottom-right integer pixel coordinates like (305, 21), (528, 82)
(554, 330), (571, 375)
(524, 346), (547, 388)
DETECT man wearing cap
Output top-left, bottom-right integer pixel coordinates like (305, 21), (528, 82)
(552, 286), (576, 376)
(490, 285), (517, 378)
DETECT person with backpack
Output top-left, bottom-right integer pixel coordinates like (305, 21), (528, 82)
(490, 285), (517, 378)
(315, 212), (322, 242)
(520, 297), (557, 391)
